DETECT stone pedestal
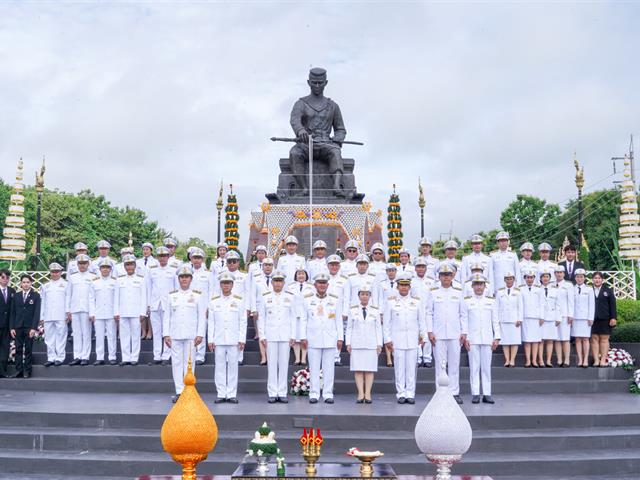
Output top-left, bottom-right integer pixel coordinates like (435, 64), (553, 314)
(266, 158), (364, 205)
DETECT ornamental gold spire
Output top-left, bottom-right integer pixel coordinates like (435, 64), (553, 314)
(618, 154), (640, 259)
(0, 158), (27, 262)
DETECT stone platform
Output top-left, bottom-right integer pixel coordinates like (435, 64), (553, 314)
(1, 334), (639, 479)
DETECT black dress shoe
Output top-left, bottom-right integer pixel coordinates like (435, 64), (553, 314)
(238, 360), (244, 366)
(161, 359), (170, 366)
(54, 361), (63, 366)
(259, 361), (267, 366)
(227, 398), (238, 404)
(44, 361), (54, 367)
(453, 395), (463, 405)
(397, 397), (406, 404)
(172, 394), (180, 404)
(364, 399), (372, 404)
(424, 361), (432, 368)
(119, 361), (130, 366)
(80, 360), (89, 366)
(278, 397), (288, 404)
(482, 395), (495, 404)
(472, 395), (481, 404)
(324, 398), (334, 404)
(214, 398), (226, 404)
(130, 361), (138, 366)
(195, 360), (204, 366)
(69, 359), (81, 366)
(150, 360), (162, 365)
(0, 373), (7, 378)
(268, 397), (277, 404)
(11, 372), (24, 378)
(309, 398), (318, 404)
(23, 372), (31, 379)
(356, 398), (364, 404)
(93, 360), (104, 366)
(109, 360), (118, 366)
(405, 398), (415, 405)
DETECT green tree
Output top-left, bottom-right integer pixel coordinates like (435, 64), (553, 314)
(500, 195), (561, 251)
(551, 189), (623, 271)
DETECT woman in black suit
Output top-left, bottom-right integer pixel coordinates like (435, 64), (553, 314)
(9, 274), (41, 378)
(590, 272), (617, 367)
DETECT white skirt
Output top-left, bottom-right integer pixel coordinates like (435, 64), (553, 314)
(350, 349), (378, 372)
(557, 318), (571, 341)
(522, 318), (541, 343)
(571, 318), (591, 338)
(500, 322), (522, 345)
(541, 321), (558, 340)
(295, 317), (303, 342)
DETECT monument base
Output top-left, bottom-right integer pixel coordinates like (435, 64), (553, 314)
(246, 203), (383, 260)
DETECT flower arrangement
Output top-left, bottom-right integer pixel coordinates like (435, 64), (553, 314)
(630, 369), (640, 395)
(290, 368), (311, 396)
(34, 324), (45, 342)
(8, 340), (15, 363)
(246, 422), (280, 458)
(606, 348), (635, 370)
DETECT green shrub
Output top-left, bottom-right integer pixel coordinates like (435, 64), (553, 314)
(611, 322), (640, 342)
(615, 299), (640, 325)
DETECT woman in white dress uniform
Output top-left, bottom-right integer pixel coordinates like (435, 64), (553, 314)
(286, 268), (315, 365)
(346, 288), (382, 403)
(520, 269), (543, 367)
(539, 270), (561, 368)
(495, 272), (523, 367)
(572, 269), (595, 368)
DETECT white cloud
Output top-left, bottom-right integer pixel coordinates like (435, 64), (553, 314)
(0, 1), (638, 252)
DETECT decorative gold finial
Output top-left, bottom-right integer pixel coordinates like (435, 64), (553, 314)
(216, 179), (224, 211)
(573, 150), (584, 190)
(161, 353), (218, 480)
(418, 177), (425, 209)
(35, 157), (46, 193)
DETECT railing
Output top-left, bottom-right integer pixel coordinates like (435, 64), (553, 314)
(9, 271), (51, 291)
(594, 270), (636, 300)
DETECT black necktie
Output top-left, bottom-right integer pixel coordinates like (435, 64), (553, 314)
(545, 287), (548, 297)
(568, 262), (572, 276)
(390, 281), (394, 288)
(144, 257), (148, 266)
(2, 289), (6, 303)
(23, 292), (28, 302)
(362, 307), (367, 319)
(300, 283), (303, 292)
(529, 286), (531, 292)
(578, 286), (581, 294)
(507, 288), (510, 295)
(266, 276), (270, 286)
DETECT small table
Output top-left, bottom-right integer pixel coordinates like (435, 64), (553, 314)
(231, 463), (397, 480)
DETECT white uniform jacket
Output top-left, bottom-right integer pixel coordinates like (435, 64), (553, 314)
(491, 250), (521, 290)
(114, 273), (147, 318)
(462, 252), (493, 284)
(65, 271), (96, 313)
(88, 276), (116, 319)
(146, 265), (177, 311)
(426, 286), (468, 340)
(300, 293), (343, 349)
(346, 304), (382, 349)
(277, 253), (306, 285)
(556, 280), (575, 318)
(540, 285), (561, 323)
(163, 288), (207, 340)
(463, 295), (501, 345)
(207, 293), (247, 346)
(573, 284), (595, 319)
(257, 291), (296, 342)
(383, 294), (427, 349)
(495, 287), (523, 323)
(40, 279), (68, 321)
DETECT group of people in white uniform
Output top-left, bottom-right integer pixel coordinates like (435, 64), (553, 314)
(33, 229), (608, 406)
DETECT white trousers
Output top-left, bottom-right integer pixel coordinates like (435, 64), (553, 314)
(334, 318), (347, 362)
(150, 309), (170, 361)
(215, 345), (239, 399)
(119, 317), (141, 363)
(94, 318), (117, 361)
(44, 320), (67, 362)
(171, 339), (196, 394)
(434, 339), (461, 395)
(418, 341), (433, 363)
(195, 340), (206, 362)
(71, 312), (92, 360)
(393, 348), (417, 399)
(469, 344), (492, 396)
(308, 347), (335, 400)
(267, 341), (290, 398)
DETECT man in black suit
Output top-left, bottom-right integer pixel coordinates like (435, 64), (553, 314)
(10, 274), (41, 378)
(0, 269), (15, 378)
(558, 245), (585, 284)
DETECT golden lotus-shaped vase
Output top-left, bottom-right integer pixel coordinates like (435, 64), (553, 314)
(161, 358), (218, 480)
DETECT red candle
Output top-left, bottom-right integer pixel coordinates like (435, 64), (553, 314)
(300, 428), (308, 445)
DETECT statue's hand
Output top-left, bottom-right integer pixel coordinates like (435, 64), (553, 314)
(330, 137), (343, 147)
(298, 130), (310, 144)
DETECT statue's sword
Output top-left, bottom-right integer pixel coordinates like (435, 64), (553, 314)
(270, 137), (364, 146)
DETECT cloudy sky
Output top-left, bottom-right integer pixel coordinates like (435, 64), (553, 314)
(1, 1), (638, 249)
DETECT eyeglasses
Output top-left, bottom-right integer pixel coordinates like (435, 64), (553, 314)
(346, 248), (357, 252)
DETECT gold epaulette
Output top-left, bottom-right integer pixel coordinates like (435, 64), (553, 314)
(464, 296), (472, 299)
(348, 272), (357, 277)
(350, 304), (358, 309)
(304, 293), (314, 298)
(328, 293), (338, 298)
(193, 289), (202, 294)
(149, 264), (157, 268)
(92, 277), (100, 281)
(368, 272), (375, 277)
(285, 290), (294, 295)
(136, 274), (144, 278)
(453, 286), (462, 291)
(262, 291), (271, 296)
(169, 290), (178, 294)
(513, 287), (521, 291)
(118, 274), (126, 278)
(498, 287), (505, 291)
(370, 305), (378, 310)
(233, 294), (243, 300)
(340, 274), (348, 279)
(411, 295), (420, 300)
(430, 286), (439, 291)
(211, 295), (221, 300)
